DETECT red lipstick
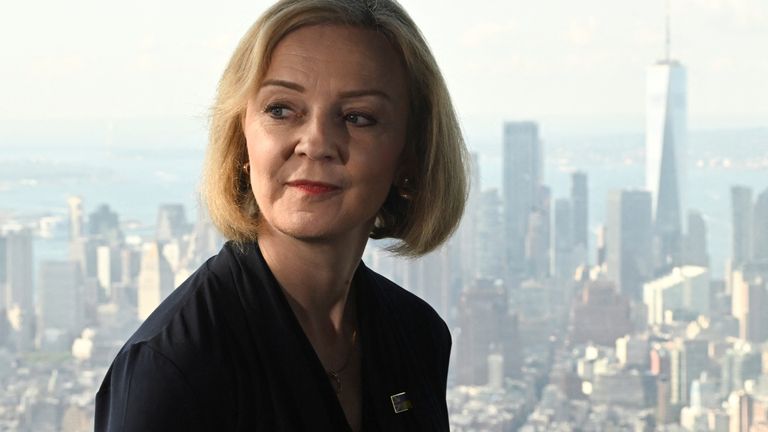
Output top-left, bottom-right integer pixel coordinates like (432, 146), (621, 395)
(287, 180), (340, 195)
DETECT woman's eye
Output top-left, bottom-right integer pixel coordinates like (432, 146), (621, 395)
(264, 104), (292, 119)
(344, 113), (376, 127)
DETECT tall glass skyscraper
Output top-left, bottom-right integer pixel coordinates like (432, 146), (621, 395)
(502, 121), (542, 278)
(645, 54), (687, 270)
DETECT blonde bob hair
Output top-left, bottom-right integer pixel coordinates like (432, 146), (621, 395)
(202, 0), (468, 257)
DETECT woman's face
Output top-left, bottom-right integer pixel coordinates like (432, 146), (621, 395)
(242, 24), (409, 244)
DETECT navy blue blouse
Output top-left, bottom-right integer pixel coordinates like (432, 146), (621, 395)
(95, 241), (451, 431)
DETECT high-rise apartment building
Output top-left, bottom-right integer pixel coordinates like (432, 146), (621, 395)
(38, 260), (82, 338)
(753, 187), (768, 262)
(571, 280), (632, 346)
(571, 172), (589, 265)
(456, 278), (509, 386)
(731, 186), (754, 268)
(606, 190), (653, 301)
(457, 152), (481, 280)
(731, 270), (768, 343)
(553, 198), (574, 280)
(3, 229), (34, 317)
(731, 186), (754, 267)
(503, 121), (542, 278)
(0, 235), (6, 310)
(476, 189), (505, 280)
(525, 186), (550, 279)
(137, 242), (175, 321)
(89, 204), (123, 244)
(646, 48), (687, 270)
(670, 339), (709, 405)
(2, 229), (35, 351)
(683, 210), (709, 267)
(643, 266), (709, 326)
(156, 204), (189, 243)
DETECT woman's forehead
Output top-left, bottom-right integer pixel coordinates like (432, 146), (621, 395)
(262, 24), (407, 93)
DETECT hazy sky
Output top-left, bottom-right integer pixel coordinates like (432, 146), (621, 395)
(1, 0), (766, 143)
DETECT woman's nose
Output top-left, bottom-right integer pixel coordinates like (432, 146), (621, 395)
(294, 112), (343, 162)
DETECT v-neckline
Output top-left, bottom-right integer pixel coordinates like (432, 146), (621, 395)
(243, 242), (370, 431)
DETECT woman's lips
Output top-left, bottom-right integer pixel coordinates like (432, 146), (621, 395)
(286, 180), (341, 195)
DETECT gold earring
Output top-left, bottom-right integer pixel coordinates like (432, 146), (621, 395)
(243, 162), (250, 175)
(398, 178), (413, 200)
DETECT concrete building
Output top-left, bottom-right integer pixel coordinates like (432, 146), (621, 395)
(525, 186), (550, 279)
(683, 210), (709, 267)
(731, 186), (754, 267)
(572, 280), (633, 346)
(2, 229), (34, 317)
(475, 189), (505, 281)
(571, 171), (589, 266)
(38, 260), (82, 348)
(643, 266), (710, 326)
(720, 342), (762, 396)
(137, 242), (174, 321)
(731, 270), (768, 343)
(457, 152), (481, 281)
(755, 187), (768, 262)
(456, 278), (514, 385)
(616, 334), (650, 370)
(669, 338), (709, 405)
(553, 198), (575, 281)
(88, 204), (122, 244)
(606, 190), (653, 301)
(156, 204), (189, 243)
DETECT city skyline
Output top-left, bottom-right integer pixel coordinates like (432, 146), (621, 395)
(1, 0), (766, 145)
(1, 1), (767, 430)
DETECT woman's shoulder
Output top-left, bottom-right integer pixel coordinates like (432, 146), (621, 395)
(125, 242), (243, 348)
(361, 265), (451, 346)
(96, 243), (255, 430)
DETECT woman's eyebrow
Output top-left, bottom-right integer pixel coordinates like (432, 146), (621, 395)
(260, 79), (305, 92)
(260, 79), (392, 102)
(338, 89), (392, 101)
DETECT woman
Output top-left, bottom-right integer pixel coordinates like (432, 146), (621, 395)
(95, 0), (467, 430)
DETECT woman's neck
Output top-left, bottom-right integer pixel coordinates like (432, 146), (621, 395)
(257, 229), (367, 338)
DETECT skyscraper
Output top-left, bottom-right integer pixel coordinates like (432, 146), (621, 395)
(525, 185), (550, 279)
(457, 152), (481, 280)
(646, 20), (687, 270)
(571, 171), (589, 266)
(89, 204), (123, 244)
(731, 186), (754, 267)
(156, 204), (189, 243)
(553, 198), (574, 280)
(731, 270), (768, 343)
(4, 229), (34, 317)
(753, 187), (768, 262)
(137, 242), (174, 321)
(670, 339), (709, 405)
(683, 210), (709, 267)
(3, 229), (35, 351)
(476, 189), (505, 280)
(606, 190), (653, 301)
(38, 261), (82, 339)
(456, 278), (509, 385)
(503, 121), (542, 278)
(0, 235), (6, 311)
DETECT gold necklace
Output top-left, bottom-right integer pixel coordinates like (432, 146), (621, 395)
(327, 330), (357, 394)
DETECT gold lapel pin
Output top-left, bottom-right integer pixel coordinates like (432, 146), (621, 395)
(390, 392), (413, 414)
